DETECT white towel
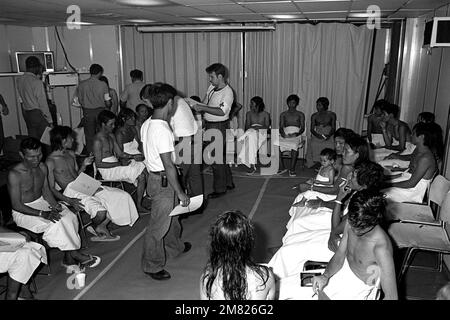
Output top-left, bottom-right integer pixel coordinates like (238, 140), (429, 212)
(98, 156), (146, 186)
(64, 181), (139, 226)
(383, 171), (431, 203)
(123, 139), (141, 155)
(12, 197), (81, 251)
(0, 241), (47, 284)
(237, 128), (267, 168)
(274, 126), (303, 152)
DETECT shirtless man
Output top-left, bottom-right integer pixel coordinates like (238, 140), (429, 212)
(46, 126), (138, 241)
(382, 122), (439, 203)
(367, 99), (388, 146)
(7, 137), (100, 269)
(379, 103), (411, 153)
(115, 108), (143, 156)
(313, 190), (398, 300)
(306, 97), (336, 169)
(277, 94), (305, 177)
(93, 110), (148, 213)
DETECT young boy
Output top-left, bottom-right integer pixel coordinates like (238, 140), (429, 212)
(275, 94), (305, 177)
(308, 148), (336, 186)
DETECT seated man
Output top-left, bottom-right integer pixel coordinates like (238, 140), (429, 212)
(93, 110), (149, 213)
(0, 226), (47, 300)
(312, 190), (397, 300)
(46, 126), (139, 241)
(274, 94), (305, 177)
(372, 103), (414, 162)
(116, 108), (143, 156)
(7, 138), (100, 269)
(237, 96), (271, 175)
(367, 99), (389, 147)
(381, 122), (441, 203)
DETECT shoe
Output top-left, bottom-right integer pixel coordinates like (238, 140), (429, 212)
(183, 242), (192, 253)
(226, 183), (235, 190)
(208, 191), (227, 199)
(245, 168), (257, 176)
(145, 269), (171, 280)
(277, 169), (288, 175)
(289, 170), (297, 177)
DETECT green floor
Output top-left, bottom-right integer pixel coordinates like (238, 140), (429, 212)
(1, 164), (449, 300)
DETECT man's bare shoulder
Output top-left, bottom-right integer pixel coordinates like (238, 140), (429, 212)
(39, 162), (48, 174)
(372, 226), (393, 254)
(8, 163), (24, 178)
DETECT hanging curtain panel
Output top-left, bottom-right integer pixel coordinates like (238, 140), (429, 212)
(245, 23), (373, 132)
(121, 27), (243, 104)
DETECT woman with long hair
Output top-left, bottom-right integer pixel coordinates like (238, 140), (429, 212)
(200, 210), (275, 300)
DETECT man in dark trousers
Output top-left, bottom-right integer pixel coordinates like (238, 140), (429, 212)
(188, 63), (235, 199)
(72, 64), (112, 153)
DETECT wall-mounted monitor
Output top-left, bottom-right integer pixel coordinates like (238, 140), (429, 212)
(423, 17), (450, 48)
(15, 51), (55, 73)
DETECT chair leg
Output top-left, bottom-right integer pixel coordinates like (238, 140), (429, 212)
(30, 276), (37, 294)
(398, 247), (416, 284)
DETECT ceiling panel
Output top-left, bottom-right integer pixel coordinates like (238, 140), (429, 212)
(242, 2), (299, 13)
(404, 0), (449, 10)
(192, 4), (253, 14)
(295, 1), (351, 12)
(350, 0), (406, 11)
(388, 9), (435, 18)
(144, 5), (210, 16)
(304, 11), (347, 19)
(219, 14), (271, 21)
(170, 0), (234, 4)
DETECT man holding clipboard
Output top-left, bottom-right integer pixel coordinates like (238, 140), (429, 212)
(140, 83), (191, 281)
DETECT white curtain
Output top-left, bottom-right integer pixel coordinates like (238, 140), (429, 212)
(121, 27), (243, 104)
(244, 23), (373, 132)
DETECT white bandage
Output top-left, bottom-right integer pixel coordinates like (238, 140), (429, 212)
(104, 93), (111, 101)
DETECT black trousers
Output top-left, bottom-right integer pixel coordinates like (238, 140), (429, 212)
(205, 120), (234, 193)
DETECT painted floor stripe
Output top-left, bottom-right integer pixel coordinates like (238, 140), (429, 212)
(73, 228), (146, 300)
(248, 177), (270, 220)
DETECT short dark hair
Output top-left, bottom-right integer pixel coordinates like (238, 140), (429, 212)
(413, 122), (444, 160)
(372, 99), (390, 111)
(97, 110), (116, 126)
(346, 134), (370, 165)
(317, 97), (330, 110)
(144, 82), (177, 109)
(418, 112), (435, 123)
(25, 56), (42, 69)
(205, 63), (227, 78)
(117, 108), (136, 128)
(50, 126), (73, 151)
(381, 103), (399, 118)
(286, 94), (300, 106)
(20, 137), (41, 154)
(130, 69), (143, 80)
(320, 148), (337, 161)
(334, 127), (355, 141)
(140, 84), (151, 101)
(348, 189), (386, 232)
(136, 103), (149, 113)
(354, 161), (384, 189)
(250, 96), (265, 113)
(190, 95), (201, 103)
(99, 75), (109, 87)
(90, 64), (104, 75)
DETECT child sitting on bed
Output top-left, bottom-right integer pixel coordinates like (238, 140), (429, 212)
(294, 148), (336, 207)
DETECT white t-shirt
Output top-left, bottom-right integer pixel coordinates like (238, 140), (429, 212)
(141, 118), (175, 172)
(203, 84), (233, 122)
(170, 97), (198, 139)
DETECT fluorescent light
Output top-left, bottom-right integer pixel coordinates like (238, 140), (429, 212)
(137, 24), (276, 33)
(267, 14), (301, 19)
(114, 0), (171, 6)
(191, 17), (224, 22)
(70, 21), (94, 25)
(126, 19), (156, 23)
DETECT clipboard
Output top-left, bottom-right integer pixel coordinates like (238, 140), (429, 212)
(169, 195), (203, 216)
(70, 172), (102, 196)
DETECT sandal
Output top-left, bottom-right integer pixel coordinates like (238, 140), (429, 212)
(90, 234), (120, 242)
(80, 255), (101, 269)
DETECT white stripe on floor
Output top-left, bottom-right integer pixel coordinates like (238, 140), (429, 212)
(73, 228), (146, 300)
(248, 177), (270, 220)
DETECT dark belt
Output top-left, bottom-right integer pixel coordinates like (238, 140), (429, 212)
(205, 119), (229, 124)
(150, 170), (165, 174)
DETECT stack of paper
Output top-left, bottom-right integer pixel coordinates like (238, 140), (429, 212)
(169, 195), (203, 216)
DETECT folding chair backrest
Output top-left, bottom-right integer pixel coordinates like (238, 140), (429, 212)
(428, 175), (450, 207)
(438, 191), (450, 224)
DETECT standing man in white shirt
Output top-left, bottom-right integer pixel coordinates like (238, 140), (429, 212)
(16, 57), (53, 140)
(188, 63), (235, 199)
(140, 83), (191, 281)
(120, 69), (147, 111)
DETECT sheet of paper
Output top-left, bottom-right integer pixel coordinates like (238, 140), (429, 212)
(70, 172), (102, 196)
(40, 126), (52, 145)
(169, 195), (203, 217)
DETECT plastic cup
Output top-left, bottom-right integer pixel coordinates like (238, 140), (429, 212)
(75, 272), (86, 288)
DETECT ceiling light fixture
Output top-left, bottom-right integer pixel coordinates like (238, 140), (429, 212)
(191, 17), (224, 22)
(126, 19), (156, 23)
(137, 23), (276, 33)
(114, 0), (171, 6)
(268, 14), (301, 19)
